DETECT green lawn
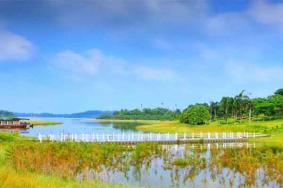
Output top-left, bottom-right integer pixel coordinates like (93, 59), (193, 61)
(135, 119), (283, 133)
(249, 133), (283, 148)
(135, 119), (283, 147)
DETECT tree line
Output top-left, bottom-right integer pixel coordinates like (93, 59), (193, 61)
(98, 108), (181, 120)
(98, 88), (283, 125)
(209, 88), (283, 122)
(181, 88), (283, 124)
(0, 110), (15, 118)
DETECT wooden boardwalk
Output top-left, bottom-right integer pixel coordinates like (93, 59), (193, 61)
(37, 132), (269, 144)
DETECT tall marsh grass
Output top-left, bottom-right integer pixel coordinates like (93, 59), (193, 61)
(0, 166), (130, 188)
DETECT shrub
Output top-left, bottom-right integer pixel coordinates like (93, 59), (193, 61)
(180, 104), (210, 125)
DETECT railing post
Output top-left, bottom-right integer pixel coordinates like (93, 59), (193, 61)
(175, 133), (178, 140)
(86, 134), (89, 142)
(38, 133), (42, 143)
(192, 132), (194, 140)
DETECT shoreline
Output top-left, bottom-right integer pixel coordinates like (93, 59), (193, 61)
(84, 118), (161, 124)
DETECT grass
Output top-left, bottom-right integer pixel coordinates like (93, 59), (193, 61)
(249, 133), (283, 148)
(0, 132), (34, 142)
(0, 130), (282, 187)
(0, 118), (282, 187)
(0, 134), (157, 188)
(91, 118), (283, 146)
(134, 118), (283, 147)
(135, 119), (283, 133)
(0, 137), (135, 188)
(0, 166), (130, 188)
(25, 120), (63, 126)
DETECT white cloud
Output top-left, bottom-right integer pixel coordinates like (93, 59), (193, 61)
(54, 49), (102, 75)
(204, 12), (250, 36)
(225, 62), (283, 83)
(152, 38), (172, 51)
(0, 30), (34, 61)
(133, 66), (178, 82)
(47, 0), (208, 34)
(249, 0), (283, 29)
(53, 48), (178, 82)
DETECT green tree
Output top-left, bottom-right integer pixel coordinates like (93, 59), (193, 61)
(209, 101), (218, 120)
(232, 90), (251, 119)
(252, 98), (274, 116)
(180, 104), (211, 125)
(110, 107), (177, 120)
(268, 94), (283, 116)
(275, 88), (283, 96)
(220, 97), (234, 123)
(0, 110), (15, 118)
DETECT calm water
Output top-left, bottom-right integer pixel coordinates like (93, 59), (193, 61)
(18, 118), (283, 188)
(91, 144), (282, 188)
(21, 118), (141, 136)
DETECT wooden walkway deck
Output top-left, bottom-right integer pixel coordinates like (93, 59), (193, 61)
(37, 132), (269, 144)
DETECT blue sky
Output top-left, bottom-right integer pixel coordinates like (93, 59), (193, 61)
(0, 0), (283, 113)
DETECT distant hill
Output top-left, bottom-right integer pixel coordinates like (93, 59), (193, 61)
(15, 110), (113, 118)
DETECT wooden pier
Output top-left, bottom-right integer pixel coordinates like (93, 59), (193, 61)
(37, 132), (269, 144)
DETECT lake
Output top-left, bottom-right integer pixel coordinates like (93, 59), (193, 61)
(17, 118), (283, 188)
(10, 140), (283, 188)
(21, 118), (142, 136)
(93, 144), (282, 188)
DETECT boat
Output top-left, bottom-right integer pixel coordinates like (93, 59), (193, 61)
(0, 118), (32, 129)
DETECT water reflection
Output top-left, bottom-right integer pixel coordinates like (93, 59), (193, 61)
(21, 118), (142, 136)
(94, 143), (282, 188)
(9, 140), (283, 188)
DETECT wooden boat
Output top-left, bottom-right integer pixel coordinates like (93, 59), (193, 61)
(0, 118), (32, 129)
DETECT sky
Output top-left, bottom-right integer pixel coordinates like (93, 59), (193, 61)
(0, 0), (283, 113)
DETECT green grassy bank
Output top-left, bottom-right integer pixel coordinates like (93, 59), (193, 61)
(94, 118), (283, 146)
(134, 119), (283, 133)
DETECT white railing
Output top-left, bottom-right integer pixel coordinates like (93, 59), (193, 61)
(37, 132), (261, 143)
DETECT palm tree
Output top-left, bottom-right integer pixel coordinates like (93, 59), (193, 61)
(220, 97), (233, 124)
(209, 101), (218, 121)
(233, 90), (252, 120)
